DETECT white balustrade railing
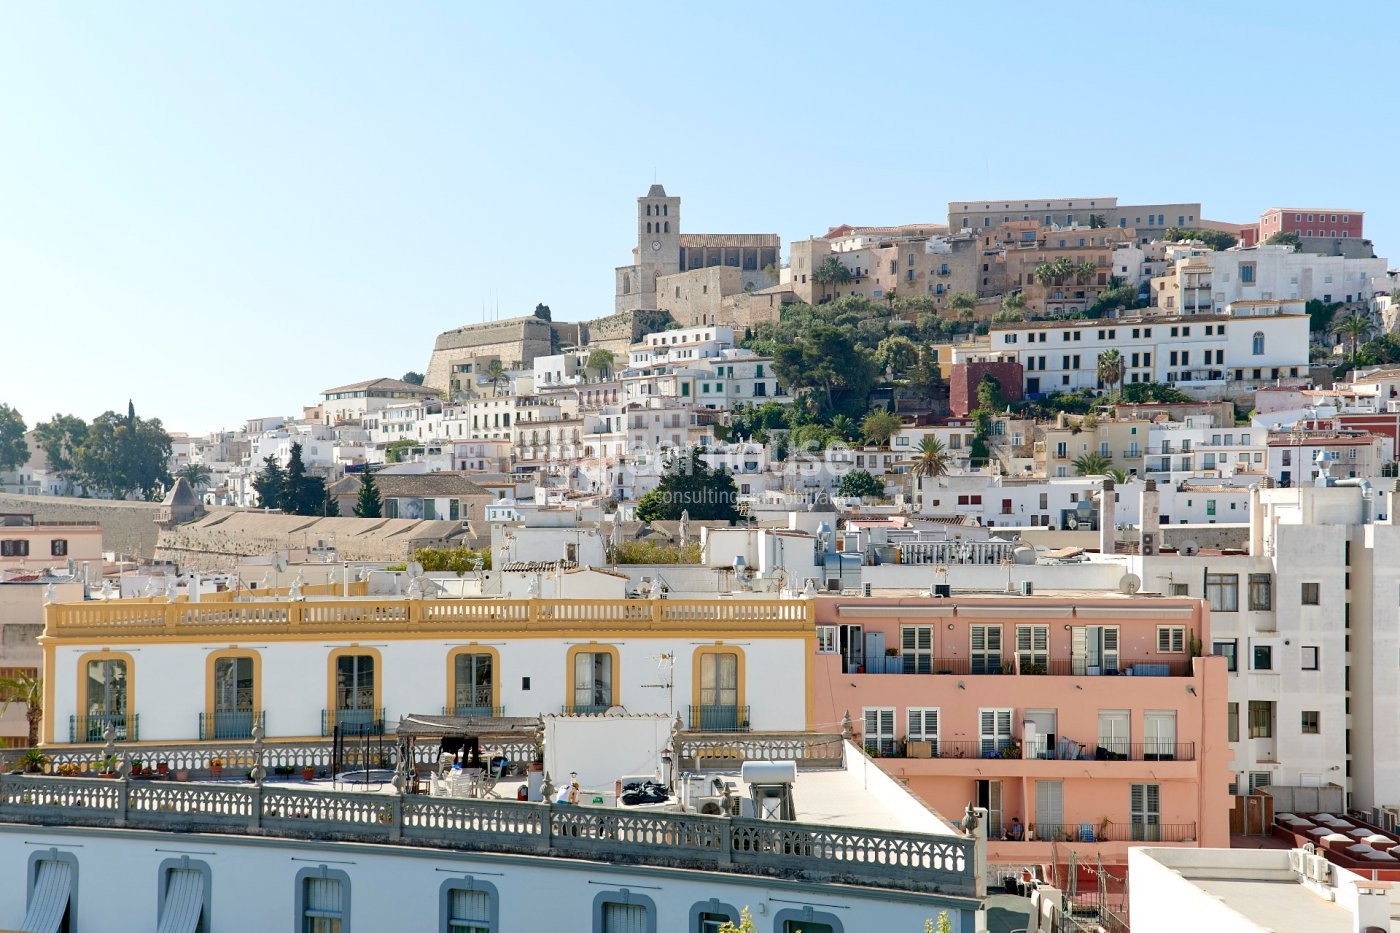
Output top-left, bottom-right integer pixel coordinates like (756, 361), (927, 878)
(0, 775), (975, 896)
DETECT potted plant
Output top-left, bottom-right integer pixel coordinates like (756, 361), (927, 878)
(302, 765), (315, 781)
(156, 761), (169, 777)
(175, 768), (190, 782)
(17, 749), (49, 774)
(130, 758), (143, 776)
(273, 765), (294, 778)
(209, 758), (223, 780)
(97, 754), (118, 778)
(56, 762), (80, 778)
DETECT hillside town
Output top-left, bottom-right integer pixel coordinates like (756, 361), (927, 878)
(2, 183), (1400, 931)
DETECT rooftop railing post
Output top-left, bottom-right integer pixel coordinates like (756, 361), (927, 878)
(116, 778), (130, 828)
(248, 783), (263, 832)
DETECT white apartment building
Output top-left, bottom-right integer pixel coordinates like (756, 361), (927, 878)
(1267, 436), (1392, 488)
(978, 307), (1309, 397)
(1154, 243), (1389, 312)
(698, 348), (786, 408)
(628, 325), (734, 370)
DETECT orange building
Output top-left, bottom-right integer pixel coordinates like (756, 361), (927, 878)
(812, 593), (1230, 873)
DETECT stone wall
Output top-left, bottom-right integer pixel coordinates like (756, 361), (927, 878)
(0, 493), (163, 560)
(580, 308), (674, 356)
(424, 316), (560, 393)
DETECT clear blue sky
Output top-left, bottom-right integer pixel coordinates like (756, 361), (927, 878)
(2, 2), (1396, 434)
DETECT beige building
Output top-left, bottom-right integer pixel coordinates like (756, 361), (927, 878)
(1001, 224), (1138, 314)
(950, 197), (1203, 244)
(654, 266), (798, 330)
(614, 184), (780, 313)
(0, 513), (103, 575)
(786, 224), (976, 310)
(320, 377), (436, 427)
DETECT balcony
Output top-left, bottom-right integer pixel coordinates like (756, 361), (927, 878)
(1020, 822), (1197, 843)
(321, 708), (385, 737)
(442, 705), (506, 718)
(687, 704), (751, 733)
(873, 657), (1194, 677)
(198, 710), (266, 741)
(893, 740), (1195, 762)
(1120, 449), (1143, 459)
(561, 704), (612, 716)
(69, 714), (138, 743)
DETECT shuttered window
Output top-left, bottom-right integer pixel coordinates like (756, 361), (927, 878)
(447, 889), (490, 933)
(863, 707), (896, 755)
(1130, 783), (1161, 841)
(1072, 625), (1119, 674)
(1156, 626), (1186, 654)
(303, 875), (345, 933)
(156, 867), (206, 933)
(907, 707), (939, 753)
(971, 625), (1003, 674)
(980, 708), (1012, 756)
(1016, 624), (1049, 669)
(603, 902), (649, 933)
(21, 857), (73, 933)
(901, 625), (933, 673)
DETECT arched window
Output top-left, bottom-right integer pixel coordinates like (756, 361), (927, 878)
(646, 205), (651, 216)
(646, 222), (651, 234)
(1252, 331), (1265, 355)
(663, 221), (669, 233)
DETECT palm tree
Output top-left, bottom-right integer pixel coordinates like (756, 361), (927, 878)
(812, 256), (853, 302)
(1072, 452), (1112, 476)
(485, 359), (507, 397)
(0, 672), (43, 749)
(911, 435), (951, 478)
(177, 463), (212, 490)
(1051, 256), (1075, 284)
(1334, 312), (1374, 365)
(1075, 260), (1097, 285)
(829, 414), (857, 442)
(1033, 264), (1057, 289)
(1096, 349), (1125, 395)
(1105, 467), (1132, 484)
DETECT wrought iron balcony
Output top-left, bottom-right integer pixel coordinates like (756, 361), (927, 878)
(199, 711), (266, 741)
(442, 705), (505, 718)
(687, 705), (751, 733)
(321, 708), (385, 737)
(560, 704), (611, 716)
(69, 714), (138, 744)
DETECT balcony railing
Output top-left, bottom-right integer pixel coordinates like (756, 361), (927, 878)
(442, 705), (506, 718)
(1018, 822), (1195, 843)
(69, 714), (138, 744)
(892, 740), (1195, 762)
(198, 710), (266, 741)
(0, 774), (977, 896)
(561, 704), (611, 716)
(871, 657), (1194, 677)
(687, 705), (751, 733)
(321, 708), (384, 737)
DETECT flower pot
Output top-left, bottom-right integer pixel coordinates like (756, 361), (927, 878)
(156, 764), (169, 776)
(210, 765), (223, 780)
(175, 769), (190, 782)
(302, 767), (315, 781)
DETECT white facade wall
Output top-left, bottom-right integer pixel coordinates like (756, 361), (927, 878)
(50, 630), (812, 743)
(0, 827), (974, 932)
(1202, 245), (1388, 306)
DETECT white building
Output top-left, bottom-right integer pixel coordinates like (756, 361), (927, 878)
(1154, 243), (1390, 312)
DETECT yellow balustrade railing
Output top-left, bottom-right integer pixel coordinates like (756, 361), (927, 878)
(45, 597), (814, 639)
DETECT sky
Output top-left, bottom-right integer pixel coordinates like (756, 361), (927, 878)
(2, 2), (1398, 434)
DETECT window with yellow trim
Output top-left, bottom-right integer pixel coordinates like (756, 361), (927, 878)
(84, 658), (129, 742)
(695, 651), (744, 731)
(572, 652), (613, 714)
(452, 653), (495, 716)
(208, 656), (258, 739)
(334, 654), (378, 731)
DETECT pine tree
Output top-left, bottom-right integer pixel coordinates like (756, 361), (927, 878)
(283, 443), (310, 513)
(252, 456), (285, 510)
(354, 471), (382, 518)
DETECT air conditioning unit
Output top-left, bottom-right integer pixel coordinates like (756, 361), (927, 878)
(1308, 855), (1332, 883)
(1288, 849), (1305, 873)
(826, 578), (842, 591)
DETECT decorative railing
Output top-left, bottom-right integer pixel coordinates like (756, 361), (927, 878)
(27, 736), (538, 778)
(321, 709), (385, 737)
(46, 597), (813, 638)
(867, 658), (1194, 677)
(560, 704), (611, 716)
(0, 775), (976, 896)
(676, 732), (845, 769)
(441, 706), (506, 718)
(687, 705), (751, 733)
(69, 714), (138, 744)
(198, 711), (265, 741)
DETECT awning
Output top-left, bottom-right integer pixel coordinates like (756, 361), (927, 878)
(19, 859), (71, 933)
(155, 869), (203, 933)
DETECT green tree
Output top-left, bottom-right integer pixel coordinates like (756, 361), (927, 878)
(0, 672), (42, 749)
(1306, 298), (1343, 334)
(400, 371), (425, 385)
(925, 911), (954, 933)
(838, 469), (886, 499)
(1163, 227), (1237, 250)
(771, 325), (877, 421)
(1000, 290), (1028, 316)
(911, 435), (951, 478)
(1117, 382), (1190, 404)
(281, 443), (326, 516)
(1088, 214), (1107, 229)
(634, 448), (739, 523)
(610, 540), (702, 564)
(1072, 452), (1112, 476)
(812, 256), (853, 301)
(252, 455), (286, 511)
(411, 546), (492, 572)
(1106, 467), (1132, 484)
(1075, 260), (1097, 285)
(177, 463), (212, 490)
(485, 359), (508, 396)
(726, 401), (789, 443)
(33, 414), (88, 493)
(354, 471), (382, 518)
(533, 303), (551, 321)
(1334, 312), (1374, 365)
(1097, 348), (1125, 395)
(860, 409), (902, 447)
(828, 414), (858, 443)
(384, 439), (418, 463)
(1263, 231), (1301, 250)
(976, 374), (1005, 413)
(0, 404), (29, 473)
(906, 346), (943, 400)
(718, 907), (759, 933)
(876, 335), (919, 379)
(74, 407), (172, 500)
(947, 291), (977, 318)
(585, 348), (615, 381)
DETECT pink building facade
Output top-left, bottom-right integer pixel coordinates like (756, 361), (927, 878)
(1259, 208), (1363, 241)
(811, 595), (1230, 870)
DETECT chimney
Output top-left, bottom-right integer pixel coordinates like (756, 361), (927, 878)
(1099, 479), (1116, 555)
(1140, 480), (1159, 555)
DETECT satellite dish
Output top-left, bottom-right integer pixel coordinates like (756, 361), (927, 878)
(1179, 539), (1200, 556)
(1119, 573), (1142, 595)
(274, 556), (287, 573)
